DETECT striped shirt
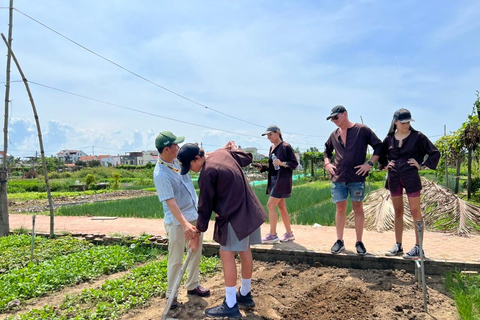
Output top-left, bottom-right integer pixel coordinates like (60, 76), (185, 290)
(153, 158), (198, 225)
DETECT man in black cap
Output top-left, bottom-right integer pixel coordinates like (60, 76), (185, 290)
(153, 131), (210, 310)
(178, 141), (266, 319)
(324, 105), (383, 255)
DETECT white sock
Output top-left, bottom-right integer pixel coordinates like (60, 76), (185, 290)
(240, 278), (251, 296)
(225, 286), (237, 308)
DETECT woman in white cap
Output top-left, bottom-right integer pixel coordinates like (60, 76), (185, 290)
(379, 109), (440, 259)
(254, 125), (298, 243)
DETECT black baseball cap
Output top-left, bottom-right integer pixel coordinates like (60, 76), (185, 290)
(393, 108), (415, 123)
(177, 143), (200, 175)
(326, 105), (347, 120)
(262, 125), (281, 136)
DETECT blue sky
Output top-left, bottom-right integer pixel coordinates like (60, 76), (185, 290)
(1, 1), (479, 158)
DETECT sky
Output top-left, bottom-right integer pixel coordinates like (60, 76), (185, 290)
(1, 1), (479, 158)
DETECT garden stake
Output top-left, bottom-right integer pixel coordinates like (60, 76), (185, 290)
(30, 215), (36, 263)
(415, 220), (428, 313)
(160, 247), (193, 320)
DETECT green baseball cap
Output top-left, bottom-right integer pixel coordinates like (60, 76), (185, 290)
(155, 131), (185, 150)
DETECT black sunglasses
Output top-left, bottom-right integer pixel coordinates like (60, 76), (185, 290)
(330, 112), (344, 121)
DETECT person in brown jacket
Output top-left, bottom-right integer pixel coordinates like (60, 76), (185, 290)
(379, 108), (440, 259)
(254, 125), (298, 243)
(178, 141), (267, 319)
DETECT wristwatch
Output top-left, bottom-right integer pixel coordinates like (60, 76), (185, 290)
(367, 161), (374, 166)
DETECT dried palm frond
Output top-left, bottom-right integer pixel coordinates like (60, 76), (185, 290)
(346, 177), (480, 236)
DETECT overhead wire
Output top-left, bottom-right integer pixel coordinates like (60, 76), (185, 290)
(13, 7), (325, 138)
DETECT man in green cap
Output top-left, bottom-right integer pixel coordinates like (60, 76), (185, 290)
(153, 131), (210, 310)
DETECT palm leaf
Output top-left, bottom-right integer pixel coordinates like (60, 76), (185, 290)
(347, 177), (480, 235)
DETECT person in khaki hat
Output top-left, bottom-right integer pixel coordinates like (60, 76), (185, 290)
(153, 131), (210, 310)
(324, 105), (383, 255)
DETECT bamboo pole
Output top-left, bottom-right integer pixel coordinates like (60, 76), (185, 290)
(0, 0), (14, 237)
(1, 33), (55, 237)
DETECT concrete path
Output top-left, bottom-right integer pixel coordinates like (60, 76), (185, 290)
(9, 214), (479, 266)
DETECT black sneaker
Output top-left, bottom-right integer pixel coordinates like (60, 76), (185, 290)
(385, 243), (403, 256)
(166, 296), (178, 310)
(355, 241), (367, 255)
(236, 290), (255, 308)
(205, 300), (242, 318)
(331, 239), (345, 254)
(403, 245), (424, 259)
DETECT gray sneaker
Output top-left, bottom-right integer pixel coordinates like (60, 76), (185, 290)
(385, 243), (403, 256)
(355, 241), (367, 255)
(331, 240), (345, 254)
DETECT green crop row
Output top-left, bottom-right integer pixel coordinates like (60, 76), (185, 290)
(52, 180), (382, 226)
(0, 244), (162, 312)
(0, 235), (92, 273)
(57, 195), (163, 218)
(6, 254), (219, 320)
(445, 271), (480, 320)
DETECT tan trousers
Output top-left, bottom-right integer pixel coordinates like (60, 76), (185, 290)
(164, 220), (204, 297)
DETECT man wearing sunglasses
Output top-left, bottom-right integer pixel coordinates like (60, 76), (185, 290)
(324, 105), (383, 255)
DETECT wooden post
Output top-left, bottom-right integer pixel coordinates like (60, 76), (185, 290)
(444, 125), (449, 188)
(0, 0), (14, 237)
(1, 33), (56, 237)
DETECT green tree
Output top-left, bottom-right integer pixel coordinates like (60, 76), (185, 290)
(112, 172), (121, 190)
(85, 174), (97, 190)
(303, 150), (323, 177)
(436, 129), (465, 193)
(460, 91), (480, 199)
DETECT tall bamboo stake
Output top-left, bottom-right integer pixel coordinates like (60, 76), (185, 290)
(1, 33), (55, 237)
(0, 0), (14, 237)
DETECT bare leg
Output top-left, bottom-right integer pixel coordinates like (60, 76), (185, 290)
(407, 195), (422, 245)
(238, 248), (253, 279)
(267, 196), (281, 235)
(277, 198), (292, 234)
(352, 200), (364, 242)
(391, 196), (404, 244)
(220, 250), (237, 287)
(335, 200), (347, 240)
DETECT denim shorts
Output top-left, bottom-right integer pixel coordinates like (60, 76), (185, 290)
(331, 182), (365, 203)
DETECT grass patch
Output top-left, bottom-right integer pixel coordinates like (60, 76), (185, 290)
(56, 195), (163, 218)
(445, 271), (480, 320)
(53, 180), (382, 226)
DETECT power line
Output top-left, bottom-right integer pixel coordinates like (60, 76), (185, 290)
(27, 81), (260, 139)
(26, 81), (322, 149)
(13, 8), (325, 138)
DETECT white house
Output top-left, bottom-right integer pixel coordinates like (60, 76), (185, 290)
(98, 155), (121, 167)
(56, 150), (88, 163)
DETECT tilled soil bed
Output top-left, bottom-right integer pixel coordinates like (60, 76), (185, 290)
(125, 260), (456, 320)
